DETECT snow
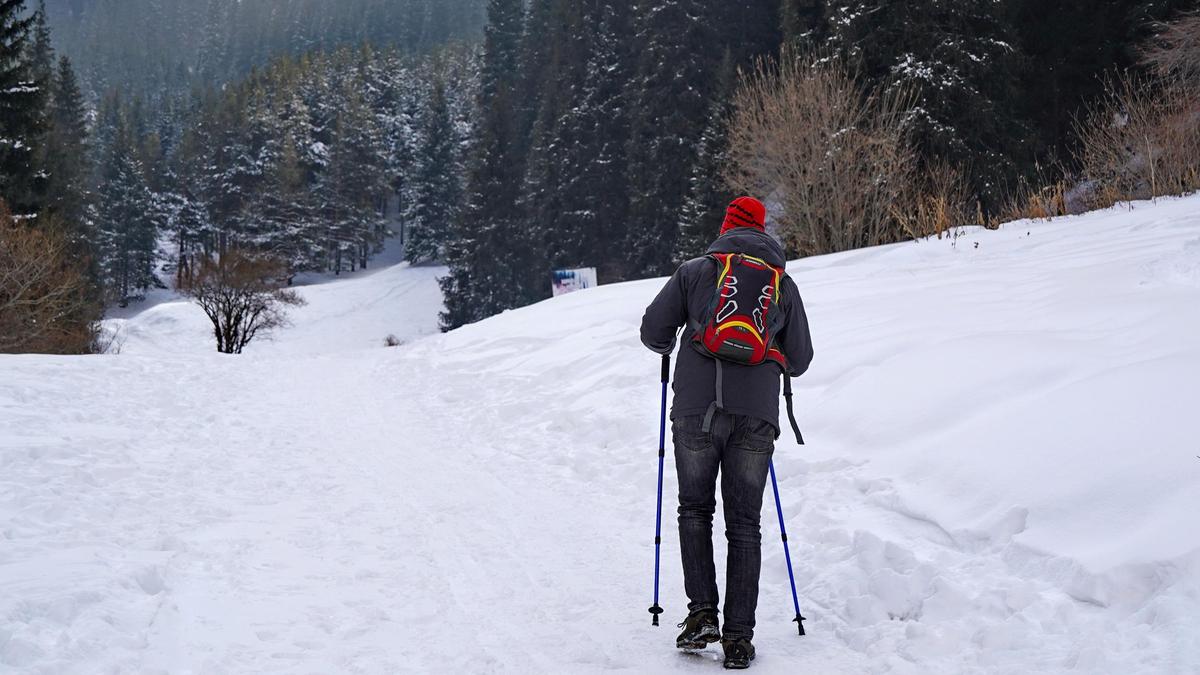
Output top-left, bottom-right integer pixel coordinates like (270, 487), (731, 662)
(3, 196), (1200, 672)
(104, 257), (445, 356)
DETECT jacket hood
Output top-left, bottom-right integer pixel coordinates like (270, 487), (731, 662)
(706, 227), (788, 269)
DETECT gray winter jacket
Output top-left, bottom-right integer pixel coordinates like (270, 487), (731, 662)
(639, 228), (814, 434)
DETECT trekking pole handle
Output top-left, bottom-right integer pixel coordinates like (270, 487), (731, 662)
(661, 353), (671, 383)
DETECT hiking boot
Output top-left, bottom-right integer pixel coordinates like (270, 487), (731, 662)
(722, 637), (756, 669)
(675, 609), (721, 650)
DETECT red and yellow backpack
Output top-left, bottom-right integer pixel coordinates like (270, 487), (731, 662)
(690, 252), (789, 371)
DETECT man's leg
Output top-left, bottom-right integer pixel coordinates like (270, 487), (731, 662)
(719, 416), (776, 641)
(672, 415), (721, 613)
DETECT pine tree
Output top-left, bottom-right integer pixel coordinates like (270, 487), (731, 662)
(319, 83), (388, 273)
(167, 89), (221, 274)
(0, 0), (44, 215)
(196, 0), (233, 83)
(387, 65), (425, 242)
(95, 113), (159, 305)
(227, 85), (284, 250)
(256, 129), (318, 272)
(675, 51), (737, 263)
(366, 50), (419, 242)
(27, 0), (51, 195)
(819, 0), (1027, 208)
(780, 0), (825, 47)
(28, 0), (49, 82)
(42, 56), (91, 242)
(622, 0), (723, 278)
(440, 0), (535, 330)
(568, 0), (635, 281)
(714, 0), (783, 69)
(514, 0), (554, 154)
(90, 89), (123, 176)
(405, 72), (463, 264)
(520, 0), (591, 271)
(205, 88), (254, 246)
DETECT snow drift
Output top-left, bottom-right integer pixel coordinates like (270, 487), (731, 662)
(2, 197), (1199, 673)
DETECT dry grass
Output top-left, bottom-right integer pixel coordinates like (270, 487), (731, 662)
(1075, 72), (1200, 210)
(995, 177), (1071, 225)
(892, 161), (974, 239)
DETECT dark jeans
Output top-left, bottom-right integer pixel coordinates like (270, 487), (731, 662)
(673, 411), (775, 641)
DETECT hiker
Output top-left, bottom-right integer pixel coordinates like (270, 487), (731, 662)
(640, 196), (814, 669)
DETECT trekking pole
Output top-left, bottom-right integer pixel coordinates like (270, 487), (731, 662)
(769, 460), (807, 636)
(649, 353), (670, 626)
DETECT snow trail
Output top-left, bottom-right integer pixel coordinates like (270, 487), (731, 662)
(3, 198), (1200, 672)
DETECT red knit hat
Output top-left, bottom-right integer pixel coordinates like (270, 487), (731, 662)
(720, 196), (766, 235)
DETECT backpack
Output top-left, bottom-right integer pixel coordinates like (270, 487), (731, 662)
(691, 253), (789, 370)
(689, 252), (805, 444)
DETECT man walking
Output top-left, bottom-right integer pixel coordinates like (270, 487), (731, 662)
(640, 196), (813, 669)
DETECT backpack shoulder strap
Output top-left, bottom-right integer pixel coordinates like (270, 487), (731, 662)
(697, 253), (729, 432)
(688, 253), (724, 333)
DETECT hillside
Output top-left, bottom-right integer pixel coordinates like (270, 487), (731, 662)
(42, 0), (486, 98)
(2, 197), (1199, 672)
(103, 260), (447, 356)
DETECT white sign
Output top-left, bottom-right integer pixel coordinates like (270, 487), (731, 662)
(552, 267), (598, 297)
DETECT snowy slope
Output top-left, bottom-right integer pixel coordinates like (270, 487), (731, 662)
(104, 261), (446, 355)
(2, 197), (1200, 673)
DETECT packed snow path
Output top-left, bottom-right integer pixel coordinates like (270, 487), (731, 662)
(3, 199), (1200, 672)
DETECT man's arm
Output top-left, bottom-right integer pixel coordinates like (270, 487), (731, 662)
(640, 264), (689, 354)
(778, 276), (814, 377)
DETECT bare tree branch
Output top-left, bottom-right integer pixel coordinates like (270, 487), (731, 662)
(0, 202), (100, 354)
(1143, 13), (1200, 89)
(179, 249), (306, 354)
(724, 50), (918, 257)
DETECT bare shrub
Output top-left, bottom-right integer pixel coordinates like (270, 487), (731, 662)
(180, 249), (306, 354)
(0, 202), (100, 354)
(724, 50), (917, 256)
(1076, 72), (1200, 209)
(384, 333), (404, 347)
(1143, 13), (1200, 88)
(92, 324), (125, 355)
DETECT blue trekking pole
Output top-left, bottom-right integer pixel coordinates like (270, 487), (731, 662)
(769, 460), (807, 635)
(649, 353), (670, 626)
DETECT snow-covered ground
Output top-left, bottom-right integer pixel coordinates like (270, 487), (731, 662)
(2, 197), (1199, 673)
(104, 259), (446, 355)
